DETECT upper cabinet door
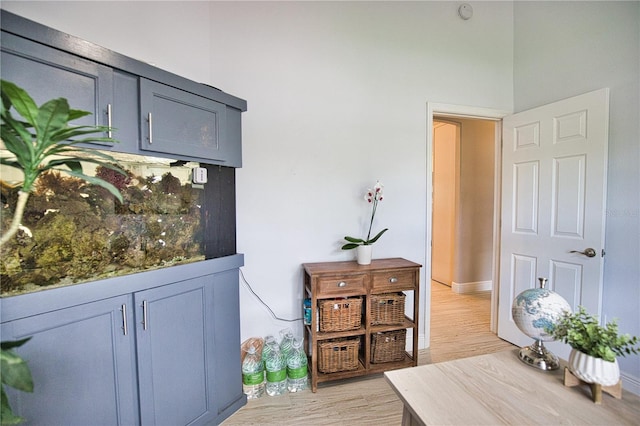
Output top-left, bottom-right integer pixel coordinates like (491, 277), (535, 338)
(140, 78), (240, 165)
(1, 32), (113, 133)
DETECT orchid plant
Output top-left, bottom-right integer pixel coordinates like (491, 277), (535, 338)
(341, 181), (388, 250)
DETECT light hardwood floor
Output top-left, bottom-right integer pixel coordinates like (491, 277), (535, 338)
(221, 281), (515, 425)
(222, 282), (640, 425)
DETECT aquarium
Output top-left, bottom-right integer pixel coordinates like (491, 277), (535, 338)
(0, 150), (236, 297)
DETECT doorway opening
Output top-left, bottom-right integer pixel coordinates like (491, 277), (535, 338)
(432, 117), (496, 293)
(424, 103), (508, 349)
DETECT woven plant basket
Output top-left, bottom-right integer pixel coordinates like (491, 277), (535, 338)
(371, 329), (406, 363)
(318, 338), (360, 373)
(319, 297), (362, 332)
(371, 293), (406, 325)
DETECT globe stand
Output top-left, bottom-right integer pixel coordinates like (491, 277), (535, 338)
(518, 339), (560, 371)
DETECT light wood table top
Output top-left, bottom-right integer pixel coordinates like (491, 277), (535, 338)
(385, 349), (640, 425)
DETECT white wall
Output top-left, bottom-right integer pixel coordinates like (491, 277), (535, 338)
(514, 1), (640, 393)
(2, 1), (514, 348)
(208, 1), (513, 346)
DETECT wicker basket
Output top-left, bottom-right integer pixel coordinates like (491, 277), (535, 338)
(319, 297), (363, 332)
(371, 293), (406, 325)
(371, 329), (406, 363)
(318, 338), (360, 373)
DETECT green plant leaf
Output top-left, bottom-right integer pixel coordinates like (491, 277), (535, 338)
(549, 305), (640, 360)
(341, 243), (360, 250)
(1, 113), (35, 163)
(61, 170), (124, 203)
(36, 98), (70, 146)
(367, 228), (388, 244)
(48, 126), (111, 144)
(0, 158), (22, 170)
(0, 338), (31, 351)
(344, 236), (365, 243)
(68, 108), (92, 121)
(1, 387), (25, 425)
(0, 352), (33, 392)
(0, 80), (38, 127)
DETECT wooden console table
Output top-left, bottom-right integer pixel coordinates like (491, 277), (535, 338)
(303, 258), (421, 392)
(385, 349), (640, 425)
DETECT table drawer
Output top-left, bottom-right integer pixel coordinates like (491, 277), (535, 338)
(372, 269), (416, 291)
(317, 275), (366, 297)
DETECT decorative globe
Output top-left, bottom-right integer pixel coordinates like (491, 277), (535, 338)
(511, 278), (571, 371)
(512, 287), (571, 342)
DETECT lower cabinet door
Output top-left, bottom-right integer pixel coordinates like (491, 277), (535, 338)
(0, 295), (139, 426)
(135, 277), (216, 426)
(211, 269), (245, 421)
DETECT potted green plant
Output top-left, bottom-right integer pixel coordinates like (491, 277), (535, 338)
(0, 80), (124, 247)
(341, 181), (388, 265)
(547, 306), (640, 386)
(1, 338), (33, 425)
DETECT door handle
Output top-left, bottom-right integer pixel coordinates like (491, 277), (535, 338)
(569, 248), (597, 258)
(120, 304), (128, 336)
(141, 300), (148, 330)
(106, 104), (112, 138)
(147, 113), (153, 144)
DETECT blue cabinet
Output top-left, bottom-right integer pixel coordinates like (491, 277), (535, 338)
(0, 11), (246, 424)
(134, 274), (242, 425)
(1, 10), (246, 165)
(0, 257), (246, 426)
(0, 32), (114, 140)
(1, 296), (139, 426)
(0, 32), (142, 153)
(140, 78), (241, 166)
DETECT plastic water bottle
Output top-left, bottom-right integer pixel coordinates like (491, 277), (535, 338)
(287, 338), (308, 392)
(242, 345), (265, 399)
(303, 299), (312, 325)
(262, 335), (277, 366)
(279, 328), (294, 360)
(264, 342), (288, 396)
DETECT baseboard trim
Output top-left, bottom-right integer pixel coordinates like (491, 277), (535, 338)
(622, 372), (640, 396)
(451, 280), (492, 294)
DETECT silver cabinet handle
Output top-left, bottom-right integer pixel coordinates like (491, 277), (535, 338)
(337, 281), (347, 287)
(569, 248), (597, 258)
(142, 300), (148, 330)
(147, 113), (153, 144)
(389, 277), (398, 283)
(106, 104), (112, 138)
(120, 304), (128, 336)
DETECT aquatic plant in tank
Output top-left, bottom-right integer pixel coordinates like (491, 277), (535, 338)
(0, 153), (208, 296)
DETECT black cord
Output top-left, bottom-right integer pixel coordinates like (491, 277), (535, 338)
(239, 268), (303, 323)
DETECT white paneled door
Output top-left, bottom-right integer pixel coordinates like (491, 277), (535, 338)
(497, 89), (609, 359)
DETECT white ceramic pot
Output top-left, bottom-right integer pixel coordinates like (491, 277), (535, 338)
(356, 245), (372, 265)
(568, 348), (620, 386)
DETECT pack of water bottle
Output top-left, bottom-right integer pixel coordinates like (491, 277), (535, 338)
(241, 328), (308, 399)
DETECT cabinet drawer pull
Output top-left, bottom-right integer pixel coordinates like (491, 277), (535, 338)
(337, 281), (347, 287)
(147, 112), (153, 144)
(142, 300), (148, 330)
(389, 277), (398, 284)
(106, 104), (112, 138)
(120, 304), (128, 336)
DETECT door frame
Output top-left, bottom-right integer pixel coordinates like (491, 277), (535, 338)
(425, 102), (510, 347)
